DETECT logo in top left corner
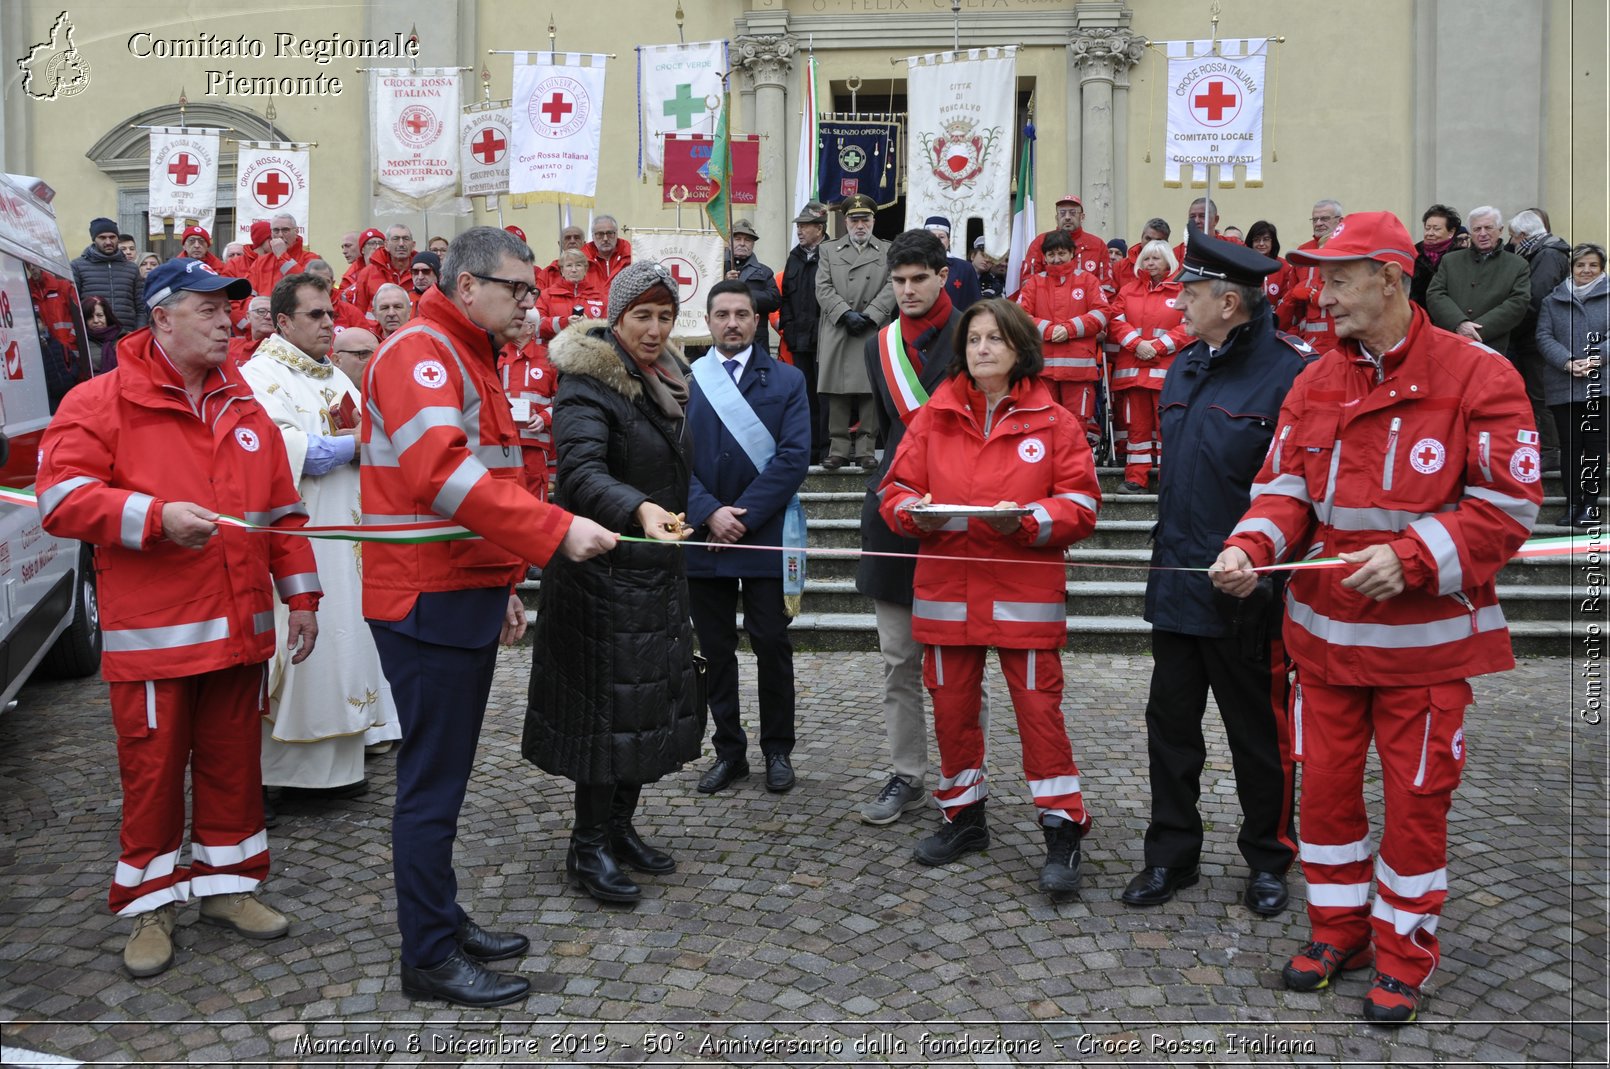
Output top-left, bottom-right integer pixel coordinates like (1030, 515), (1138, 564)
(17, 12), (90, 101)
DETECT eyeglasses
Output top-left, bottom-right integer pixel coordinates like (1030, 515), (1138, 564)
(1311, 215), (1338, 224)
(411, 267), (436, 274)
(471, 273), (536, 302)
(592, 230), (617, 238)
(297, 308), (334, 321)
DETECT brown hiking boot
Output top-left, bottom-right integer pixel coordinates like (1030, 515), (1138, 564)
(198, 892), (290, 940)
(124, 904), (177, 977)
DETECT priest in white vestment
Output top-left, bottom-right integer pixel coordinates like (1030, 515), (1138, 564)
(243, 273), (401, 793)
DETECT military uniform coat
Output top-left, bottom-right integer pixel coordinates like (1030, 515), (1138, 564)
(814, 234), (899, 394)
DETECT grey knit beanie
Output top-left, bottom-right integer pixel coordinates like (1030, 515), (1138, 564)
(608, 261), (680, 327)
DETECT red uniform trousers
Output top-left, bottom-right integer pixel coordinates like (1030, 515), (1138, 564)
(925, 645), (1087, 827)
(1048, 381), (1099, 437)
(107, 663), (271, 916)
(1293, 672), (1471, 987)
(1118, 388), (1160, 485)
(521, 445), (552, 502)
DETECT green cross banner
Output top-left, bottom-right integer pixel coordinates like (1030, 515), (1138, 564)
(639, 39), (726, 176)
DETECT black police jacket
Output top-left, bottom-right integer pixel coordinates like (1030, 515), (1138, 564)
(1144, 312), (1315, 637)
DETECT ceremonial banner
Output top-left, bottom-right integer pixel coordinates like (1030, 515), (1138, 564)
(906, 47), (1016, 250)
(661, 134), (759, 205)
(629, 231), (726, 343)
(510, 52), (607, 203)
(370, 67), (465, 213)
(147, 127), (221, 236)
(816, 121), (899, 208)
(234, 144), (310, 244)
(1163, 39), (1268, 187)
(793, 56), (821, 216)
(637, 39), (726, 176)
(460, 105), (512, 198)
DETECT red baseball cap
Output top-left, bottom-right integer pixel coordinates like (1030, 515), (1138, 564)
(250, 220), (271, 246)
(181, 225), (211, 244)
(359, 227), (386, 247)
(1286, 211), (1416, 276)
(504, 224), (527, 243)
(1054, 194), (1083, 207)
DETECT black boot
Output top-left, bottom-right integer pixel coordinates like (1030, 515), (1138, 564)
(913, 800), (990, 866)
(1038, 815), (1083, 894)
(609, 784), (676, 874)
(566, 784), (641, 904)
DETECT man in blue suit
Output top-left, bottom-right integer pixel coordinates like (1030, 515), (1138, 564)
(686, 280), (812, 795)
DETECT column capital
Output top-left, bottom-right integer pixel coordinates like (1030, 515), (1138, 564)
(732, 33), (797, 89)
(1068, 27), (1147, 83)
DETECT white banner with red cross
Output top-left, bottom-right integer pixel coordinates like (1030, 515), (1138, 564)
(460, 105), (512, 198)
(147, 127), (222, 236)
(509, 52), (608, 204)
(905, 48), (1016, 255)
(370, 67), (467, 213)
(628, 230), (726, 344)
(234, 143), (311, 244)
(1163, 39), (1268, 188)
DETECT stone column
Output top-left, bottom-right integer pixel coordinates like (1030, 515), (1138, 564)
(733, 33), (796, 271)
(1068, 6), (1145, 240)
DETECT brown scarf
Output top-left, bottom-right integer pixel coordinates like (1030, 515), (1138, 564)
(637, 350), (688, 419)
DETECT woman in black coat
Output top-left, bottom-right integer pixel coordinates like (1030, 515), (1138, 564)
(524, 262), (703, 906)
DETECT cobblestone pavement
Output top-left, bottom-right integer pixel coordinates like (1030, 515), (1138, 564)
(1, 651), (1605, 1067)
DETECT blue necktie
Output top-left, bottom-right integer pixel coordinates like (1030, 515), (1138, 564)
(724, 358), (739, 381)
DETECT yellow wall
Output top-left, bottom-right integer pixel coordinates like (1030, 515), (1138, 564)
(1550, 0), (1609, 242)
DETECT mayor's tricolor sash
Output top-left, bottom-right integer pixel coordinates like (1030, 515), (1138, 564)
(688, 355), (808, 597)
(878, 320), (929, 425)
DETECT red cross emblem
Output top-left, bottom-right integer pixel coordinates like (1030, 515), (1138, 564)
(471, 128), (506, 164)
(1191, 76), (1236, 127)
(254, 169), (291, 209)
(1410, 437), (1446, 475)
(396, 105), (439, 147)
(168, 153), (200, 186)
(1417, 445), (1439, 467)
(540, 92), (574, 125)
(413, 359), (449, 389)
(1017, 436), (1046, 464)
(662, 257), (698, 299)
(1510, 446), (1540, 483)
(405, 112), (431, 135)
(234, 428), (260, 452)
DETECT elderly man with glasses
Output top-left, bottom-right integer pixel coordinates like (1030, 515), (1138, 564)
(584, 214), (633, 288)
(1277, 199), (1345, 353)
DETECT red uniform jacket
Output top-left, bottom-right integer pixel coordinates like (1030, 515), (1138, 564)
(1015, 267), (1111, 382)
(498, 339), (558, 455)
(360, 286), (575, 621)
(331, 300), (368, 333)
(36, 330), (321, 681)
(1262, 260), (1301, 309)
(584, 238), (633, 290)
(246, 237), (319, 298)
(535, 278), (606, 341)
(349, 246), (411, 320)
(878, 374), (1100, 649)
(227, 334), (267, 367)
(1277, 239), (1339, 352)
(1224, 304), (1541, 686)
(1023, 229), (1111, 290)
(1109, 276), (1192, 392)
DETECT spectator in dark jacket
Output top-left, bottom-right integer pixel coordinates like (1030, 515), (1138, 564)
(780, 202), (829, 462)
(924, 215), (983, 311)
(1508, 209), (1574, 467)
(1410, 204), (1460, 309)
(1536, 243), (1608, 527)
(723, 218), (782, 348)
(72, 217), (145, 333)
(1426, 205), (1531, 356)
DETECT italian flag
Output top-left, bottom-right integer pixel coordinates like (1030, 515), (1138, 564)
(793, 56), (821, 215)
(1004, 122), (1037, 296)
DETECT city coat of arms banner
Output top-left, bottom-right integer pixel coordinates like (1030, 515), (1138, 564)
(1162, 39), (1268, 188)
(460, 105), (513, 198)
(816, 121), (899, 209)
(510, 52), (608, 204)
(905, 47), (1016, 252)
(147, 127), (221, 236)
(637, 39), (726, 177)
(234, 144), (310, 244)
(370, 67), (465, 214)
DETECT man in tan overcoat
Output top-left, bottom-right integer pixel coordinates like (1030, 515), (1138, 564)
(813, 195), (898, 467)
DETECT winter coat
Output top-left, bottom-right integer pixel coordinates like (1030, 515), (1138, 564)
(36, 328), (320, 682)
(1015, 267), (1111, 381)
(499, 339), (559, 452)
(524, 323), (703, 785)
(1023, 229), (1111, 289)
(1426, 246), (1532, 356)
(725, 252), (782, 347)
(246, 236), (319, 299)
(1511, 235), (1575, 364)
(944, 255), (983, 312)
(814, 234), (898, 394)
(1147, 313), (1315, 637)
(1276, 241), (1338, 354)
(855, 310), (959, 604)
(878, 373), (1100, 648)
(779, 243), (823, 355)
(684, 344), (811, 579)
(1109, 275), (1192, 392)
(350, 245), (410, 319)
(1536, 272), (1609, 407)
(584, 238), (633, 290)
(71, 244), (146, 331)
(1224, 304), (1542, 687)
(536, 277), (606, 341)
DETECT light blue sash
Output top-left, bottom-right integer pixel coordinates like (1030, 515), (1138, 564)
(691, 354), (807, 596)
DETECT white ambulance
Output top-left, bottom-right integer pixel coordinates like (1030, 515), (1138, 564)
(0, 172), (102, 708)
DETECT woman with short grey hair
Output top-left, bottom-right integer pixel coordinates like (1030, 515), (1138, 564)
(1536, 242), (1607, 527)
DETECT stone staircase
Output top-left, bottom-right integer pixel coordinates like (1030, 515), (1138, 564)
(520, 464), (1596, 657)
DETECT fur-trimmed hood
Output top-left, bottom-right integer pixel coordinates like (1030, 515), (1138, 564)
(547, 319), (686, 400)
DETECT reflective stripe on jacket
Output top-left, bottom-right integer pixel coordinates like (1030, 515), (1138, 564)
(1109, 276), (1192, 392)
(1015, 268), (1112, 381)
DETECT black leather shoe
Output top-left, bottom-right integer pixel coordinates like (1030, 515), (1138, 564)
(400, 948), (529, 1008)
(456, 917), (529, 962)
(1120, 865), (1200, 907)
(1243, 870), (1290, 916)
(610, 827), (676, 874)
(1038, 816), (1084, 895)
(697, 756), (749, 794)
(913, 801), (989, 866)
(566, 843), (641, 904)
(764, 753), (795, 793)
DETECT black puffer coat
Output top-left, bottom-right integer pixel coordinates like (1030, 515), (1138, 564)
(71, 244), (146, 332)
(523, 322), (703, 785)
